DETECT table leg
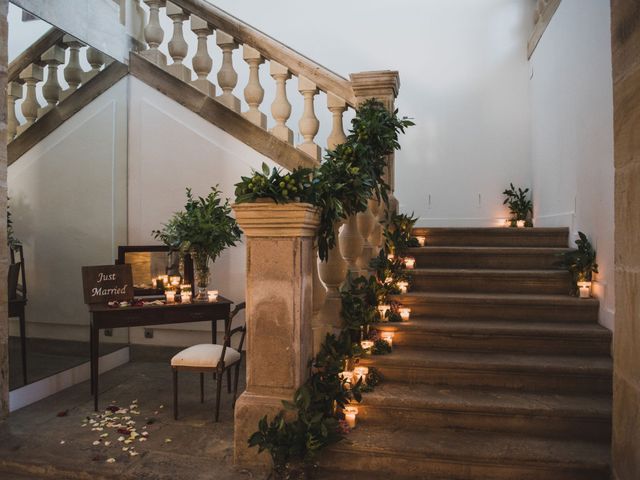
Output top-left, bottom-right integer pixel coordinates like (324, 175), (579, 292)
(91, 319), (99, 412)
(19, 311), (27, 386)
(211, 319), (217, 345)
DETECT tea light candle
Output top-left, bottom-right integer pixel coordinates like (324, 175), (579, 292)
(360, 340), (374, 351)
(343, 406), (358, 428)
(381, 332), (394, 347)
(399, 307), (411, 321)
(387, 253), (395, 261)
(377, 304), (391, 319)
(516, 220), (525, 228)
(353, 366), (369, 385)
(165, 290), (176, 304)
(208, 290), (219, 302)
(578, 281), (592, 299)
(170, 275), (181, 286)
(181, 291), (192, 304)
(404, 257), (416, 269)
(339, 371), (354, 389)
(416, 235), (426, 247)
(497, 218), (508, 227)
(160, 275), (169, 285)
(397, 281), (409, 294)
(152, 278), (158, 289)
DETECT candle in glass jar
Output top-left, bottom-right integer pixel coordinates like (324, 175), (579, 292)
(416, 235), (426, 247)
(516, 220), (525, 228)
(381, 332), (394, 347)
(152, 278), (158, 289)
(397, 281), (409, 294)
(165, 290), (176, 304)
(339, 371), (354, 389)
(353, 366), (369, 385)
(181, 291), (192, 304)
(377, 304), (391, 319)
(207, 290), (219, 302)
(170, 275), (181, 287)
(578, 281), (591, 299)
(399, 307), (411, 321)
(343, 406), (358, 428)
(404, 257), (416, 269)
(360, 340), (374, 351)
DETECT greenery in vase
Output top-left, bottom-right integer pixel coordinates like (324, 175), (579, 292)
(558, 231), (598, 295)
(234, 163), (315, 204)
(502, 183), (533, 226)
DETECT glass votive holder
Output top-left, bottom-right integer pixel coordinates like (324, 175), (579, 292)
(207, 290), (219, 302)
(165, 290), (176, 304)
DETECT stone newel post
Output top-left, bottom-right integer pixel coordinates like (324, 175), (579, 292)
(232, 202), (319, 466)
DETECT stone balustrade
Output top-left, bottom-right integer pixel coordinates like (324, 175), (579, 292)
(6, 33), (113, 142)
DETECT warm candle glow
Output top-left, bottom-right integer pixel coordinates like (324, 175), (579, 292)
(165, 290), (176, 304)
(353, 366), (369, 385)
(377, 304), (391, 319)
(497, 218), (508, 227)
(381, 332), (394, 347)
(416, 235), (426, 247)
(152, 278), (158, 289)
(360, 340), (374, 351)
(181, 291), (192, 304)
(343, 406), (358, 428)
(404, 257), (416, 269)
(397, 281), (409, 294)
(208, 290), (219, 302)
(516, 220), (525, 228)
(339, 371), (354, 389)
(399, 307), (411, 321)
(387, 253), (395, 261)
(170, 275), (181, 286)
(578, 281), (592, 299)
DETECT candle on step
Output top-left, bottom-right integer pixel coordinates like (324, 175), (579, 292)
(516, 220), (525, 228)
(353, 366), (369, 385)
(207, 290), (219, 302)
(387, 253), (395, 261)
(343, 406), (358, 428)
(381, 332), (394, 347)
(404, 257), (416, 269)
(578, 281), (592, 299)
(399, 307), (411, 321)
(397, 281), (409, 294)
(165, 290), (176, 304)
(360, 340), (374, 351)
(377, 304), (391, 320)
(339, 371), (354, 389)
(416, 235), (426, 247)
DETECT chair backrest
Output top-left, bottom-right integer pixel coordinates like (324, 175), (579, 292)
(8, 262), (20, 300)
(9, 245), (26, 300)
(219, 301), (246, 367)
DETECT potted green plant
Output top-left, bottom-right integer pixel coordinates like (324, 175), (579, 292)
(502, 183), (533, 227)
(558, 231), (598, 296)
(153, 187), (241, 301)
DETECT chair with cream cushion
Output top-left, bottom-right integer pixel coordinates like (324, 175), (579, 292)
(171, 302), (246, 422)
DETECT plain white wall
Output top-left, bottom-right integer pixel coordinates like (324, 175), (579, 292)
(8, 78), (129, 343)
(127, 77), (278, 346)
(529, 0), (615, 329)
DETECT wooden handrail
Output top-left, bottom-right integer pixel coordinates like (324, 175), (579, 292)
(171, 0), (356, 106)
(8, 27), (65, 82)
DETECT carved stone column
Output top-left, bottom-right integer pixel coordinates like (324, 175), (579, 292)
(350, 70), (401, 214)
(357, 199), (377, 273)
(165, 1), (191, 81)
(216, 31), (240, 112)
(39, 45), (65, 116)
(339, 214), (364, 278)
(141, 0), (167, 66)
(190, 15), (215, 96)
(232, 202), (319, 466)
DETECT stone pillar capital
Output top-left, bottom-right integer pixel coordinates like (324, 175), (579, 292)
(233, 202), (319, 237)
(349, 70), (400, 108)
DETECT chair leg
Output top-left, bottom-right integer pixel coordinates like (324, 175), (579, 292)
(232, 362), (241, 409)
(200, 372), (204, 403)
(226, 368), (232, 393)
(215, 369), (223, 422)
(173, 369), (178, 420)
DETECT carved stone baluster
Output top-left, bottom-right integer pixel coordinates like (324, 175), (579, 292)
(17, 64), (43, 134)
(369, 198), (384, 255)
(357, 199), (377, 273)
(297, 76), (321, 160)
(216, 31), (240, 111)
(269, 61), (293, 143)
(327, 93), (347, 150)
(190, 15), (215, 96)
(7, 82), (23, 141)
(166, 1), (190, 81)
(242, 45), (266, 128)
(38, 45), (65, 116)
(59, 35), (85, 102)
(339, 214), (364, 278)
(311, 246), (327, 354)
(317, 223), (348, 341)
(141, 0), (167, 65)
(83, 47), (105, 83)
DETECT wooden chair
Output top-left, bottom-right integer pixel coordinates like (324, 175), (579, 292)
(8, 245), (28, 385)
(171, 301), (246, 422)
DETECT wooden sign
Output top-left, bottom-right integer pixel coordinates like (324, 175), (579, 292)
(82, 264), (134, 304)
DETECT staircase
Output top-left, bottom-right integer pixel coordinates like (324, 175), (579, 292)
(322, 227), (612, 480)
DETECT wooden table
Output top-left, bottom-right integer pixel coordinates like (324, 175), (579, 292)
(89, 297), (232, 411)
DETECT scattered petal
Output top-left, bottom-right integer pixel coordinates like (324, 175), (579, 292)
(138, 437), (147, 443)
(100, 433), (109, 438)
(104, 441), (111, 447)
(56, 410), (69, 417)
(129, 451), (139, 457)
(59, 440), (65, 445)
(124, 439), (132, 445)
(92, 441), (101, 446)
(118, 436), (125, 442)
(106, 458), (116, 464)
(164, 438), (172, 443)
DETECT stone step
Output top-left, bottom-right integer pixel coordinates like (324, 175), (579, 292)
(320, 426), (610, 480)
(373, 319), (611, 355)
(358, 383), (611, 441)
(409, 268), (572, 294)
(407, 246), (570, 270)
(412, 227), (570, 248)
(359, 348), (612, 393)
(390, 292), (599, 323)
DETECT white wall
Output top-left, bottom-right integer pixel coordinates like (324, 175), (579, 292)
(8, 78), (129, 342)
(127, 77), (278, 346)
(529, 0), (615, 329)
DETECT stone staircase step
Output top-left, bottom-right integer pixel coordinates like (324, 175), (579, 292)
(359, 348), (612, 393)
(373, 319), (611, 355)
(407, 246), (570, 270)
(409, 268), (572, 294)
(391, 292), (599, 322)
(358, 383), (611, 441)
(321, 426), (610, 480)
(413, 227), (569, 248)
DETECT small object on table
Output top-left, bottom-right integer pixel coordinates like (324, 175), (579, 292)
(165, 290), (176, 304)
(208, 290), (219, 302)
(181, 291), (192, 304)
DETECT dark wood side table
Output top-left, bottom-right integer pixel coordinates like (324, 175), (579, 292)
(88, 297), (232, 411)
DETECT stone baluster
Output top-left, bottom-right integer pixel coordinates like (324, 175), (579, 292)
(242, 45), (266, 128)
(339, 214), (364, 278)
(216, 31), (240, 112)
(190, 15), (215, 96)
(311, 246), (327, 354)
(326, 93), (347, 150)
(59, 35), (85, 102)
(83, 47), (105, 83)
(17, 64), (43, 134)
(297, 75), (321, 160)
(166, 1), (190, 81)
(141, 0), (167, 65)
(357, 199), (377, 273)
(369, 198), (384, 255)
(269, 61), (293, 143)
(37, 45), (65, 117)
(7, 82), (23, 141)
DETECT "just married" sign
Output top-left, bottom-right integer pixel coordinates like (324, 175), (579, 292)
(82, 264), (134, 304)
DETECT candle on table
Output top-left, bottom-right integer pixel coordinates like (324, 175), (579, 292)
(353, 366), (369, 385)
(399, 307), (411, 321)
(165, 290), (176, 304)
(416, 235), (426, 247)
(404, 257), (416, 269)
(170, 275), (181, 287)
(381, 332), (394, 347)
(343, 406), (358, 428)
(152, 278), (158, 289)
(208, 290), (219, 302)
(578, 281), (591, 299)
(397, 281), (409, 294)
(181, 291), (192, 304)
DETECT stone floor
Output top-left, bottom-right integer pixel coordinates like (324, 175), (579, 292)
(0, 348), (267, 480)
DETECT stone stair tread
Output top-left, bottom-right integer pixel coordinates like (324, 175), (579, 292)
(360, 347), (612, 374)
(392, 291), (599, 306)
(408, 246), (571, 253)
(409, 267), (570, 276)
(361, 382), (611, 418)
(374, 319), (611, 338)
(329, 425), (610, 469)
